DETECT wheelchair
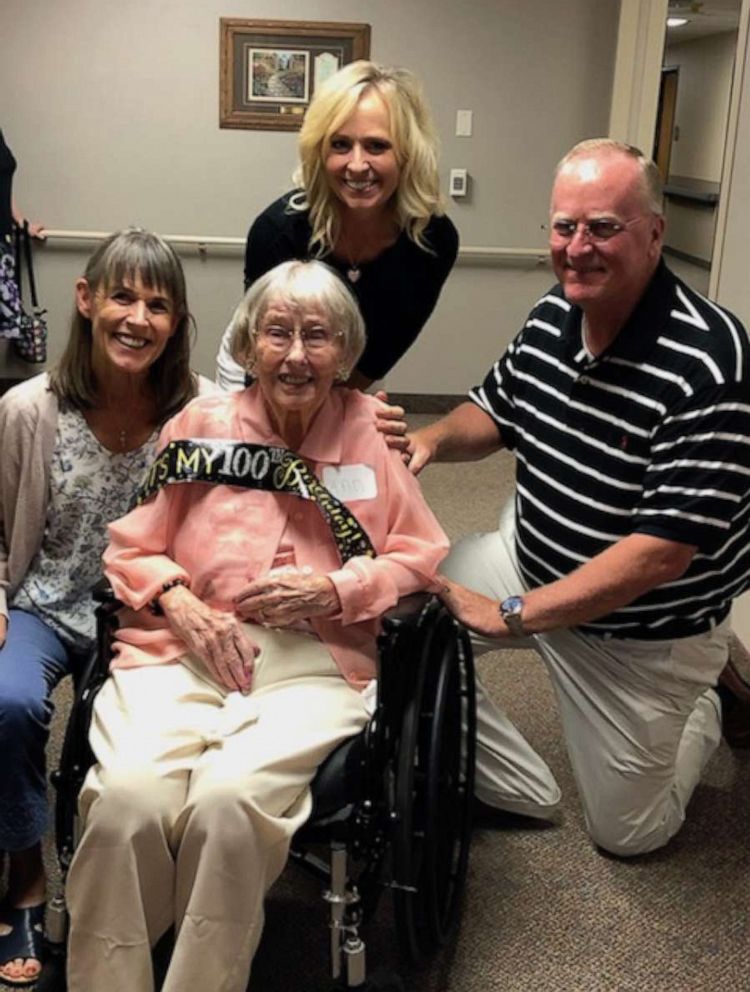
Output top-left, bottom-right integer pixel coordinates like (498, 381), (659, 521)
(38, 587), (476, 991)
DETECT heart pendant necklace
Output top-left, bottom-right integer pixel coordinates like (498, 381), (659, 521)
(339, 229), (364, 284)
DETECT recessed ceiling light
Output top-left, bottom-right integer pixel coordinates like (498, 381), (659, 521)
(667, 16), (690, 26)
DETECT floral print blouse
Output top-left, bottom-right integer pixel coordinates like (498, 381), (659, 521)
(12, 403), (158, 651)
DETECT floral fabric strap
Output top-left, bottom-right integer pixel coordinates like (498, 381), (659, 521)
(135, 438), (376, 564)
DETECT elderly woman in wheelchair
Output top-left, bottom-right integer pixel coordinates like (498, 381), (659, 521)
(64, 259), (449, 992)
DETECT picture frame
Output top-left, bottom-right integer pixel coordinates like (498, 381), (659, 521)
(219, 18), (371, 131)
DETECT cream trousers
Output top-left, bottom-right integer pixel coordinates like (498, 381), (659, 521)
(445, 498), (730, 856)
(66, 624), (369, 992)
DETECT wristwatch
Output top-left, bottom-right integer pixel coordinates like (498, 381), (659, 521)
(499, 595), (526, 637)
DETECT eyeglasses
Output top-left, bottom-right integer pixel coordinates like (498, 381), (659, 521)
(254, 324), (343, 354)
(544, 218), (633, 243)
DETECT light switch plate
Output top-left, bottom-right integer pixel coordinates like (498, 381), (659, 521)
(456, 110), (473, 137)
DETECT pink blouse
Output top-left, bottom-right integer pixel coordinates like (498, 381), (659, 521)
(103, 386), (449, 688)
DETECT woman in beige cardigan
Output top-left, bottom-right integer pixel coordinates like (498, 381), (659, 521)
(0, 227), (206, 986)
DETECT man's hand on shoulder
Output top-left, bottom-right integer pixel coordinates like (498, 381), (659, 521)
(405, 428), (438, 475)
(372, 390), (443, 472)
(372, 395), (503, 473)
(409, 401), (504, 475)
(374, 390), (409, 453)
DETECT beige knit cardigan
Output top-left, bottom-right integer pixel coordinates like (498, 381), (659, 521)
(0, 372), (218, 619)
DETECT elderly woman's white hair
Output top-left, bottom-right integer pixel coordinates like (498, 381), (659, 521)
(229, 260), (366, 379)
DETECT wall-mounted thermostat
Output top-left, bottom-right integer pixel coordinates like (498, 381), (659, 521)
(450, 168), (468, 197)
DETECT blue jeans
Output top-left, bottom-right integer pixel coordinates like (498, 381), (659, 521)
(0, 609), (82, 850)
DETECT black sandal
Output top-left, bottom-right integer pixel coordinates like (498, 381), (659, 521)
(0, 904), (45, 987)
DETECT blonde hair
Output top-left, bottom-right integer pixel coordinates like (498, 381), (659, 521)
(49, 228), (197, 420)
(555, 138), (664, 216)
(229, 260), (366, 377)
(293, 60), (444, 254)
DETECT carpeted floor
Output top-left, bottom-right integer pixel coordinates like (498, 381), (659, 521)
(5, 418), (749, 991)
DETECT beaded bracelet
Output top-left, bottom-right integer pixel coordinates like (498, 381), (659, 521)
(148, 577), (188, 616)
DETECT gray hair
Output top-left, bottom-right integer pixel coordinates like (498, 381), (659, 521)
(555, 138), (664, 216)
(229, 260), (366, 375)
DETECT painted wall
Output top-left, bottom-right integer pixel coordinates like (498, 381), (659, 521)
(0, 0), (617, 393)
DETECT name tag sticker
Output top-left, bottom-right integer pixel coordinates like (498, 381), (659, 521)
(322, 464), (377, 502)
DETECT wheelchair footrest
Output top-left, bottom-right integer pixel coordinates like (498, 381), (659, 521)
(35, 953), (67, 992)
(352, 968), (405, 991)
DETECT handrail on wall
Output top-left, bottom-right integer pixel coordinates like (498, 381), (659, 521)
(43, 230), (246, 248)
(41, 229), (550, 264)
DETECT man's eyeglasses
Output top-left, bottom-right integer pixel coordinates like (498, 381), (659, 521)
(254, 324), (343, 354)
(544, 218), (629, 243)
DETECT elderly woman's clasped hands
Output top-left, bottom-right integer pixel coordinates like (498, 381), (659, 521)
(157, 560), (343, 697)
(158, 581), (258, 693)
(235, 569), (340, 627)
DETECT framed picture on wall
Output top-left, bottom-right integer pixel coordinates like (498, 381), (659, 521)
(220, 19), (371, 131)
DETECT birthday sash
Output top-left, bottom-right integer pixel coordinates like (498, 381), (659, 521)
(135, 438), (376, 564)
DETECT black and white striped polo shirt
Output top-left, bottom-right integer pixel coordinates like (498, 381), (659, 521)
(470, 261), (750, 640)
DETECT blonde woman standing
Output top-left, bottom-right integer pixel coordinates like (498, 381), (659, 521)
(216, 60), (458, 391)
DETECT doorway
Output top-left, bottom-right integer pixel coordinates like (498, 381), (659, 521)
(653, 67), (679, 180)
(655, 1), (742, 293)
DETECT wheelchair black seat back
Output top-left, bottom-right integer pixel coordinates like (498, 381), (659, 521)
(40, 590), (475, 992)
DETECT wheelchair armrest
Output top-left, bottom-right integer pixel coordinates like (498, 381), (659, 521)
(91, 579), (123, 688)
(381, 592), (431, 632)
(92, 577), (118, 604)
(92, 577), (123, 623)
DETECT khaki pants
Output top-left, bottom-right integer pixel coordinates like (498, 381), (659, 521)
(445, 498), (730, 856)
(66, 625), (369, 992)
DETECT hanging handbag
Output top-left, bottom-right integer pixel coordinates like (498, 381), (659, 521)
(12, 220), (48, 363)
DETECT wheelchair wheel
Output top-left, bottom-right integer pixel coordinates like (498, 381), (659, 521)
(52, 589), (120, 870)
(52, 651), (105, 870)
(392, 604), (475, 966)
